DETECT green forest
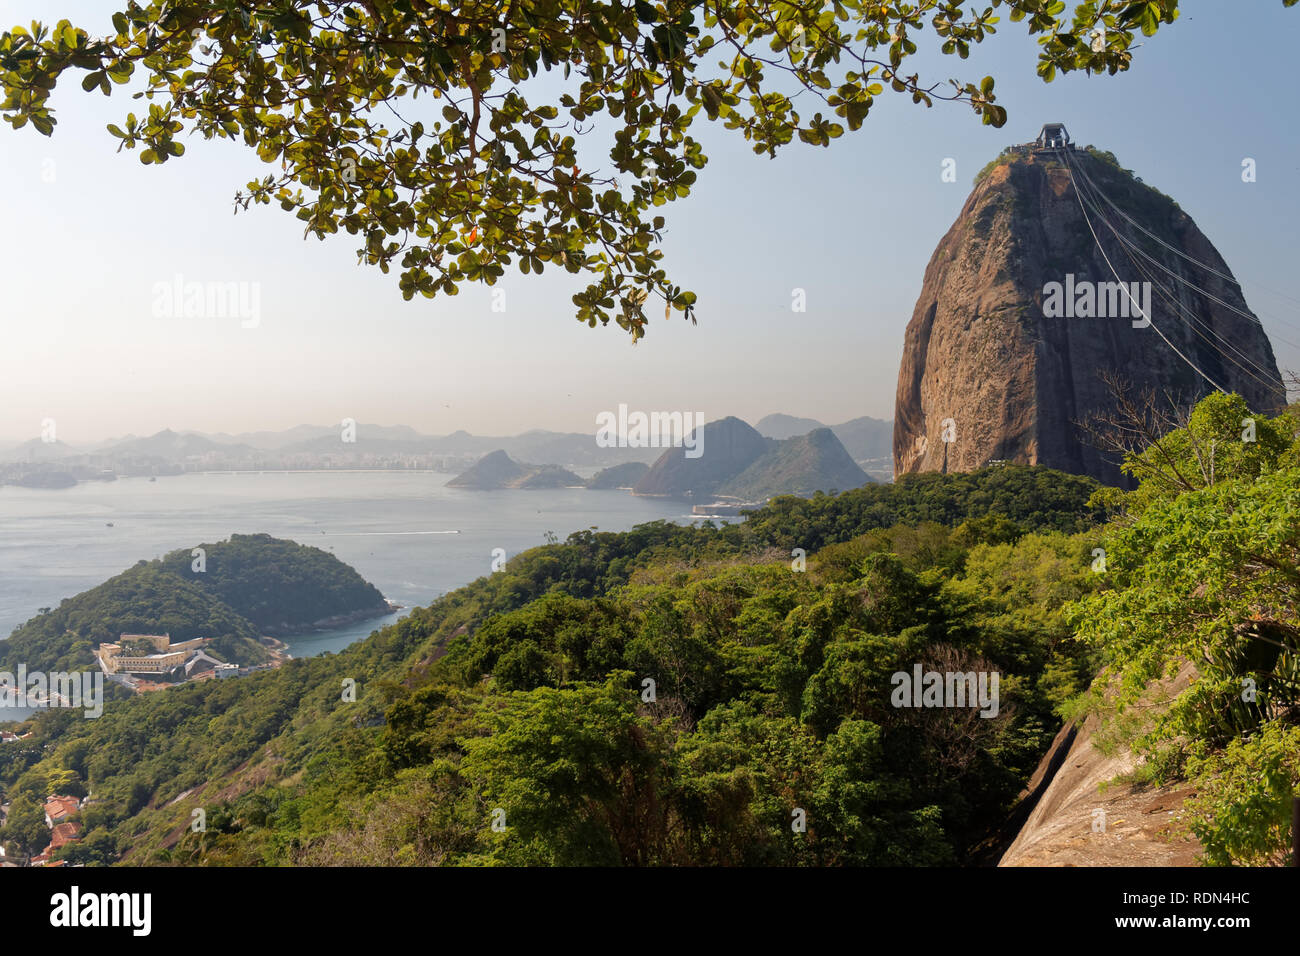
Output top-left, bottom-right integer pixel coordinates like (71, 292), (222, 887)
(2, 394), (1298, 866)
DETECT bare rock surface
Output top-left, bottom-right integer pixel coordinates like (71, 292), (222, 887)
(1000, 662), (1202, 867)
(894, 149), (1284, 485)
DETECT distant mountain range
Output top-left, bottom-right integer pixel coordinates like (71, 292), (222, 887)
(447, 453), (656, 492)
(0, 414), (895, 488)
(448, 417), (882, 502)
(0, 424), (664, 468)
(724, 427), (872, 499)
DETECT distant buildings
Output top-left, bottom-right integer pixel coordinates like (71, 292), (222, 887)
(97, 633), (211, 676)
(184, 650), (238, 679)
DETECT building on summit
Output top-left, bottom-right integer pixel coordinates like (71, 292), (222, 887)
(1034, 122), (1073, 150)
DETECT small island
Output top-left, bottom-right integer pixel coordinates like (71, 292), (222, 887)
(446, 449), (584, 489)
(0, 533), (396, 683)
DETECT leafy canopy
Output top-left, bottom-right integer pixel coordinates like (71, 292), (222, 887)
(1068, 393), (1300, 864)
(0, 0), (1203, 337)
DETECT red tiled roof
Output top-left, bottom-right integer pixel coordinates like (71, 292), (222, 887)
(50, 822), (81, 846)
(44, 796), (80, 821)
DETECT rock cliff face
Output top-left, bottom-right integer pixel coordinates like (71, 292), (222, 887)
(999, 663), (1201, 867)
(894, 148), (1285, 485)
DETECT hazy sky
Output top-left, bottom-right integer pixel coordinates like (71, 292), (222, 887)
(2, 2), (1297, 443)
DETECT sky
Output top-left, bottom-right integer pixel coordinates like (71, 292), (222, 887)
(1, 1), (1297, 443)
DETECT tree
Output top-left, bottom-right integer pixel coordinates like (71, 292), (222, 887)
(459, 675), (677, 865)
(1079, 375), (1295, 515)
(0, 0), (1213, 337)
(0, 794), (48, 858)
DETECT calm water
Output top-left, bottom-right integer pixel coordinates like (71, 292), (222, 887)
(0, 471), (703, 720)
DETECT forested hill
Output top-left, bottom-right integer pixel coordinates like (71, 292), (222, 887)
(156, 533), (390, 634)
(0, 534), (391, 673)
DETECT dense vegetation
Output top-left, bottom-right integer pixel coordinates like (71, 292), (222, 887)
(1, 465), (1105, 865)
(585, 462), (651, 490)
(157, 533), (389, 634)
(739, 464), (1105, 551)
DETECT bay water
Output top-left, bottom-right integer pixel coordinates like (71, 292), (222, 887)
(0, 471), (702, 721)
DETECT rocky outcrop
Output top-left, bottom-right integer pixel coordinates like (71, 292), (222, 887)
(446, 449), (525, 488)
(999, 662), (1201, 867)
(894, 147), (1285, 486)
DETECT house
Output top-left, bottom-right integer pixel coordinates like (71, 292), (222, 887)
(44, 794), (81, 827)
(32, 821), (81, 866)
(51, 821), (82, 844)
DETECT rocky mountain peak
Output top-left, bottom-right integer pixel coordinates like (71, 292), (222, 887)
(893, 143), (1284, 485)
